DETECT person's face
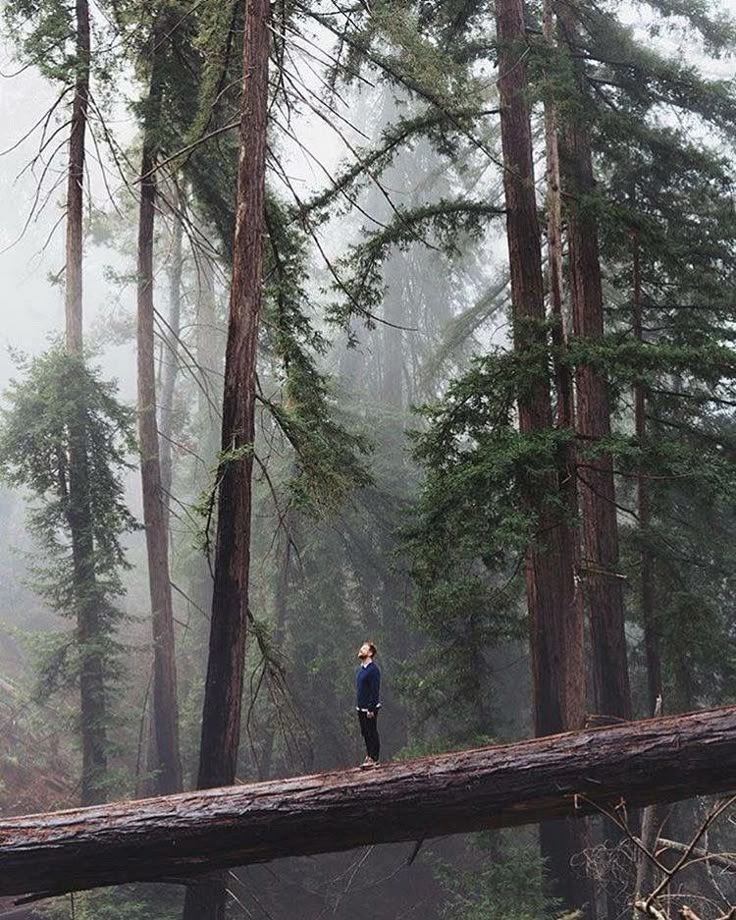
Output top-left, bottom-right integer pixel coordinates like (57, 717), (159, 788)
(357, 642), (372, 660)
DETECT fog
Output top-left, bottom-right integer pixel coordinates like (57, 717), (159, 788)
(1, 2), (736, 918)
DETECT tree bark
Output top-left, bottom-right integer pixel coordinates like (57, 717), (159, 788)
(65, 0), (89, 356)
(64, 0), (108, 806)
(543, 0), (575, 440)
(495, 0), (586, 909)
(556, 7), (633, 915)
(556, 0), (632, 724)
(137, 12), (183, 797)
(635, 697), (663, 907)
(183, 1), (270, 917)
(3, 706), (736, 901)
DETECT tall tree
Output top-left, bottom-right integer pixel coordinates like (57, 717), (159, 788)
(183, 0), (271, 916)
(494, 0), (587, 909)
(64, 0), (110, 806)
(3, 0), (146, 808)
(136, 5), (183, 797)
(65, 0), (90, 355)
(556, 0), (632, 723)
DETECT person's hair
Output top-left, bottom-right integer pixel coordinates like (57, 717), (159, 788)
(365, 641), (377, 657)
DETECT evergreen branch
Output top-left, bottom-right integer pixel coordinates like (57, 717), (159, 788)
(300, 6), (508, 174)
(294, 107), (494, 219)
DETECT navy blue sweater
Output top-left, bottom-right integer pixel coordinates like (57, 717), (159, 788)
(356, 660), (381, 711)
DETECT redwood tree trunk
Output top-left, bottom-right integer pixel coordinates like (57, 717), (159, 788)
(65, 0), (108, 806)
(494, 0), (587, 910)
(65, 0), (89, 356)
(182, 2), (271, 917)
(137, 13), (183, 797)
(557, 7), (633, 916)
(556, 0), (632, 724)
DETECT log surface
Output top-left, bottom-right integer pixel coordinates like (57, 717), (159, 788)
(3, 705), (736, 898)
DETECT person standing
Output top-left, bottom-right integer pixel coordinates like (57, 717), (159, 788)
(356, 641), (381, 767)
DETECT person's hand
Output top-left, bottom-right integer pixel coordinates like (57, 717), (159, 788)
(367, 711), (375, 719)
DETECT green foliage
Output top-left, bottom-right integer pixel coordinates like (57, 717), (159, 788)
(298, 107), (487, 223)
(42, 885), (183, 920)
(263, 195), (374, 515)
(5, 0), (79, 83)
(367, 2), (473, 103)
(192, 440), (254, 559)
(566, 2), (736, 135)
(553, 0), (736, 713)
(642, 0), (736, 54)
(330, 199), (505, 332)
(175, 0), (241, 249)
(403, 349), (567, 736)
(0, 347), (137, 697)
(436, 831), (558, 920)
(3, 0), (120, 86)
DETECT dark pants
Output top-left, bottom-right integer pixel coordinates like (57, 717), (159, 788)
(358, 710), (380, 760)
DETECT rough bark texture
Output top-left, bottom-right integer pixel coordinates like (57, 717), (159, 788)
(496, 0), (584, 742)
(495, 0), (586, 908)
(70, 505), (107, 807)
(137, 15), (182, 797)
(183, 3), (270, 917)
(64, 0), (108, 806)
(2, 706), (736, 900)
(64, 0), (89, 355)
(556, 0), (632, 724)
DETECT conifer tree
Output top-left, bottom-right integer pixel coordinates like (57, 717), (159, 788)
(495, 0), (588, 907)
(556, 0), (633, 725)
(3, 0), (136, 806)
(63, 0), (110, 806)
(134, 0), (189, 798)
(183, 0), (271, 916)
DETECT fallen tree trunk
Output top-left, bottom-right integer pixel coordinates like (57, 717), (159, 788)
(3, 706), (736, 900)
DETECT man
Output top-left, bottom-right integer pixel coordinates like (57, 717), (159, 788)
(356, 641), (381, 767)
